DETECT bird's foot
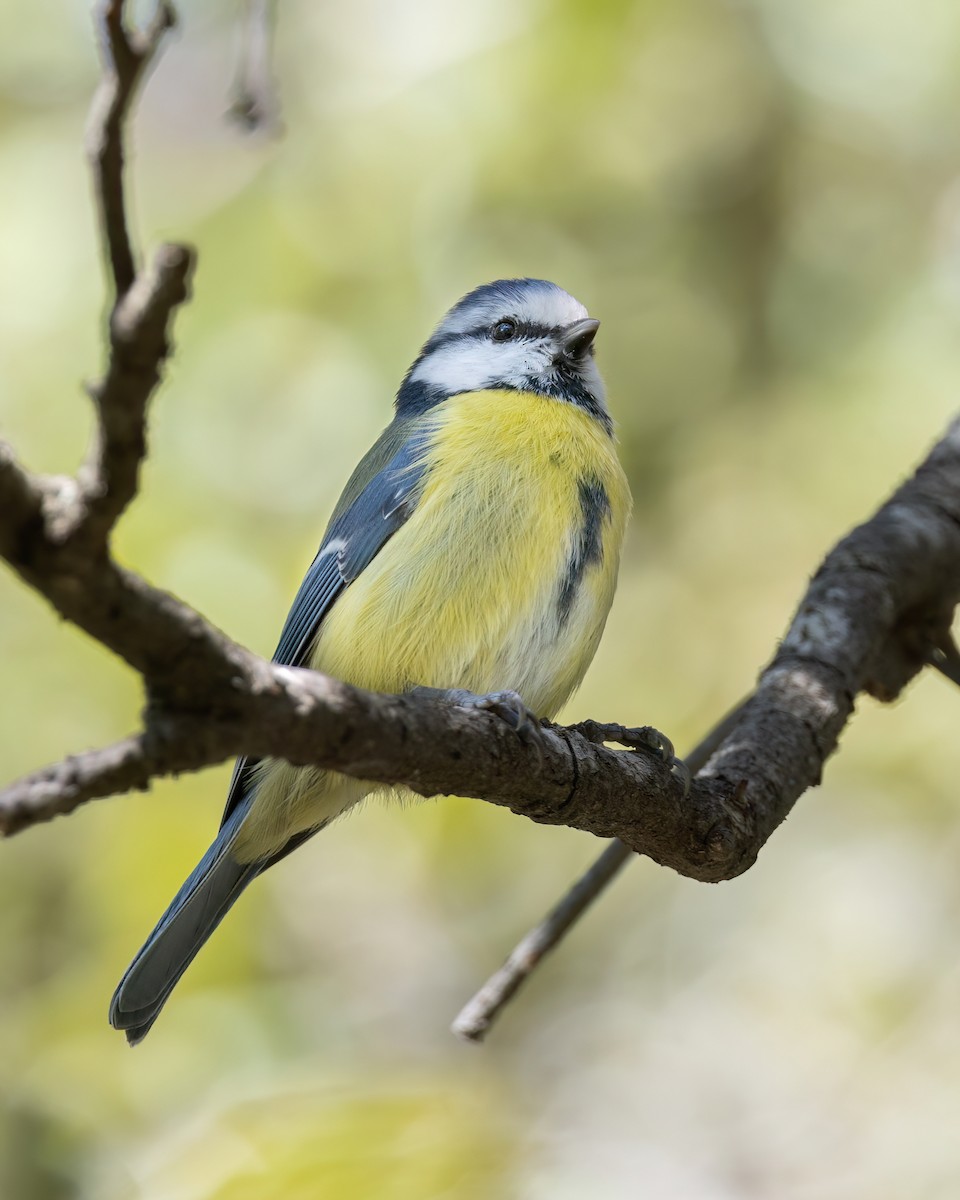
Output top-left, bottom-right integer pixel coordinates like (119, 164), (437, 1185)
(453, 688), (540, 735)
(570, 720), (691, 797)
(412, 686), (543, 744)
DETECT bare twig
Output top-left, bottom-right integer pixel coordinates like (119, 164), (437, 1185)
(452, 838), (633, 1042)
(0, 732), (163, 836)
(229, 0), (281, 133)
(1, 0), (959, 1048)
(87, 0), (177, 299)
(74, 242), (194, 544)
(452, 698), (751, 1041)
(69, 4), (194, 548)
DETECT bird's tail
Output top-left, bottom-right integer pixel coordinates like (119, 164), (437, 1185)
(109, 797), (258, 1046)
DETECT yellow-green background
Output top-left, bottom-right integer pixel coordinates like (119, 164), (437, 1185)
(2, 1), (960, 1196)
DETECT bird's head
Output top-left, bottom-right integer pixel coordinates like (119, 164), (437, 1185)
(397, 279), (609, 431)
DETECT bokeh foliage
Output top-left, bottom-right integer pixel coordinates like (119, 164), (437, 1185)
(2, 0), (960, 1196)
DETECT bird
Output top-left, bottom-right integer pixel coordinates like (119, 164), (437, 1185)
(109, 278), (632, 1043)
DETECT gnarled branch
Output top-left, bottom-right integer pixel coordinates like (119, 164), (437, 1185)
(3, 418), (960, 873)
(0, 0), (958, 1043)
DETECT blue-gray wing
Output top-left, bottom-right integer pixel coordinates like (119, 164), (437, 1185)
(220, 429), (429, 829)
(271, 435), (425, 666)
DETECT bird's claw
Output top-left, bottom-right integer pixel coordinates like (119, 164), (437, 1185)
(669, 757), (692, 797)
(625, 725), (691, 797)
(570, 720), (691, 797)
(452, 689), (540, 739)
(453, 688), (546, 769)
(625, 724), (674, 762)
(411, 686), (544, 752)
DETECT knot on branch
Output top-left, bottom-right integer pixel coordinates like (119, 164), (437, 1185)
(110, 242), (194, 365)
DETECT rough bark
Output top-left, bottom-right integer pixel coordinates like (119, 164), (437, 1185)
(1, 0), (958, 1040)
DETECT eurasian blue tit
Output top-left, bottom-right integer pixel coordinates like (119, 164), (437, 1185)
(110, 278), (631, 1043)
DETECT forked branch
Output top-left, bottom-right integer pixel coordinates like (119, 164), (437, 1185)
(0, 0), (958, 1044)
(87, 0), (177, 298)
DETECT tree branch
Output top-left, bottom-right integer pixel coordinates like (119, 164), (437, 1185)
(87, 0), (176, 299)
(75, 242), (194, 545)
(0, 441), (46, 560)
(71, 3), (194, 550)
(2, 418), (959, 874)
(452, 837), (635, 1042)
(448, 427), (960, 1034)
(1, 0), (958, 1045)
(0, 732), (167, 835)
(452, 698), (751, 1041)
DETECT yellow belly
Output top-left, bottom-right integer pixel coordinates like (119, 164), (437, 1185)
(235, 390), (630, 861)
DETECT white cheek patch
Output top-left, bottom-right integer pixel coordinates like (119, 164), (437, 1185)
(577, 357), (606, 406)
(410, 339), (553, 395)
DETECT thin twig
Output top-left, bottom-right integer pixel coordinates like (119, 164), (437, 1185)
(72, 3), (194, 547)
(452, 698), (750, 1041)
(452, 839), (632, 1042)
(86, 0), (177, 299)
(74, 242), (194, 542)
(0, 733), (157, 836)
(228, 0), (281, 133)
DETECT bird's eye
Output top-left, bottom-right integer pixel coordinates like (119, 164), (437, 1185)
(491, 319), (517, 342)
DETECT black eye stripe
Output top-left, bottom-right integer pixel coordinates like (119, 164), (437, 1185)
(398, 313), (612, 434)
(491, 319), (552, 341)
(484, 319), (552, 343)
(422, 320), (555, 354)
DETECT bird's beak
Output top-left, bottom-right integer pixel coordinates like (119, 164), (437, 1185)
(560, 318), (600, 358)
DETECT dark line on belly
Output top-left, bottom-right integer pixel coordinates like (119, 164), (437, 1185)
(557, 477), (610, 627)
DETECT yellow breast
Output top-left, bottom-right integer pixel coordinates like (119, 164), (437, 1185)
(310, 389), (631, 719)
(238, 389), (631, 859)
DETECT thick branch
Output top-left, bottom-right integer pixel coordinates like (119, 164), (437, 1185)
(2, 418), (960, 867)
(0, 442), (46, 561)
(1, 0), (959, 1052)
(449, 431), (960, 1037)
(0, 661), (667, 837)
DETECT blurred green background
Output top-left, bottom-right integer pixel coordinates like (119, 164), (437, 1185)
(2, 0), (960, 1196)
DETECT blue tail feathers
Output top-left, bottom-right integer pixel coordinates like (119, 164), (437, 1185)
(109, 797), (258, 1045)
